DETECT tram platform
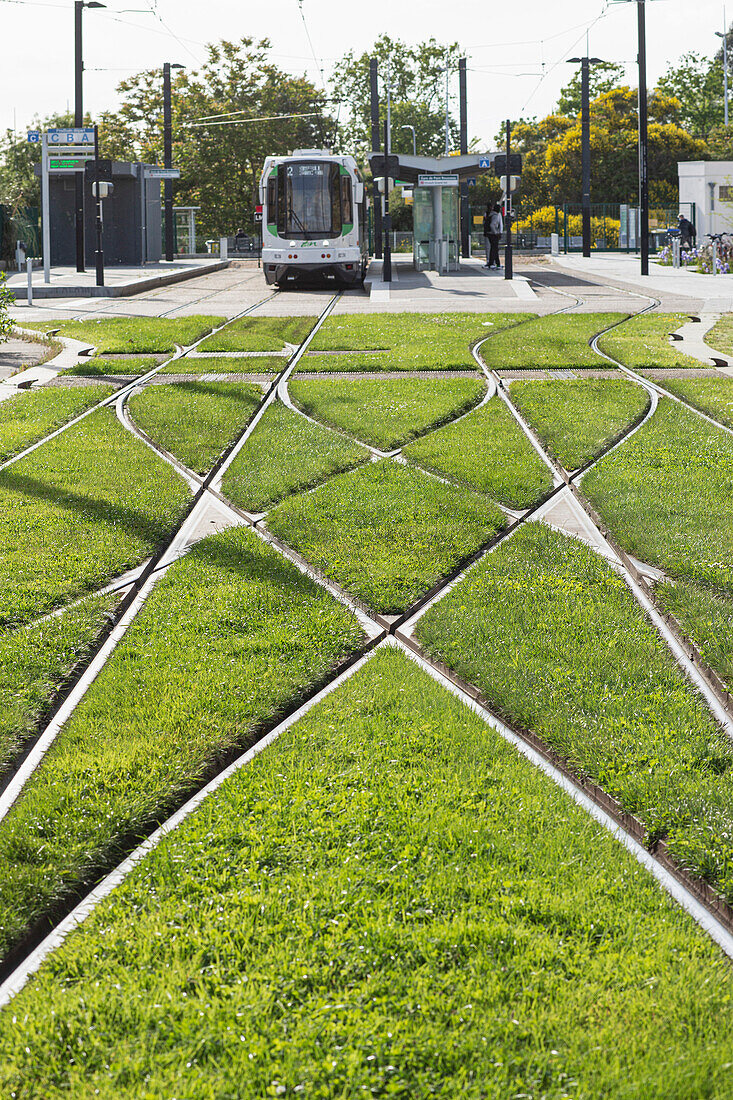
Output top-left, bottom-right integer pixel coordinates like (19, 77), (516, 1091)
(362, 256), (537, 307)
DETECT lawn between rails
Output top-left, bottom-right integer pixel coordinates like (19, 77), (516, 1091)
(0, 525), (367, 962)
(598, 312), (698, 371)
(2, 646), (732, 1099)
(22, 316), (222, 354)
(582, 397), (733, 692)
(0, 383), (114, 462)
(0, 407), (191, 630)
(416, 522), (733, 903)
(300, 311), (527, 371)
(479, 312), (627, 370)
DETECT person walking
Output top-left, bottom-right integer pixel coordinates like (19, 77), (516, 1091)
(678, 213), (696, 251)
(483, 203), (503, 270)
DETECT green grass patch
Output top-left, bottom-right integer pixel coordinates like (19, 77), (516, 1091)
(0, 384), (114, 461)
(303, 312), (527, 371)
(66, 356), (158, 377)
(161, 354), (284, 375)
(403, 397), (553, 508)
(267, 460), (506, 614)
(703, 314), (733, 357)
(657, 579), (733, 692)
(222, 401), (368, 512)
(583, 398), (733, 594)
(480, 313), (625, 370)
(0, 594), (116, 775)
(198, 315), (314, 352)
(2, 646), (733, 1098)
(657, 375), (733, 429)
(0, 525), (364, 959)
(22, 316), (220, 354)
(598, 312), (694, 370)
(417, 522), (733, 900)
(129, 381), (263, 474)
(288, 375), (485, 450)
(509, 378), (649, 470)
(0, 408), (191, 628)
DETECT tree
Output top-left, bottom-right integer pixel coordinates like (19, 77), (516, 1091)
(556, 62), (625, 116)
(333, 35), (462, 158)
(656, 53), (725, 139)
(0, 112), (76, 209)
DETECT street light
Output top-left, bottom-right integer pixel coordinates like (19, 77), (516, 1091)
(163, 62), (185, 262)
(74, 0), (106, 273)
(716, 9), (729, 127)
(400, 124), (416, 156)
(567, 56), (604, 258)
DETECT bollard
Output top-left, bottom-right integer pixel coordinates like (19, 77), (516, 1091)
(672, 238), (681, 269)
(219, 237), (228, 261)
(550, 232), (560, 256)
(26, 257), (33, 307)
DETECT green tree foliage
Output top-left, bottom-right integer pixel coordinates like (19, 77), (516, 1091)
(657, 52), (725, 140)
(556, 61), (625, 116)
(333, 36), (462, 157)
(0, 274), (14, 343)
(0, 112), (75, 208)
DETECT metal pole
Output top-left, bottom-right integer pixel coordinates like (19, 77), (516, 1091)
(74, 0), (85, 272)
(504, 120), (513, 280)
(444, 54), (450, 155)
(383, 119), (392, 283)
(369, 57), (382, 259)
(26, 257), (33, 306)
(163, 62), (174, 262)
(725, 7), (730, 126)
(459, 57), (470, 259)
(581, 57), (592, 258)
(41, 133), (50, 283)
(637, 0), (649, 276)
(93, 123), (104, 286)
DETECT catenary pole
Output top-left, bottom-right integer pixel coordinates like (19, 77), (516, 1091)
(74, 1), (85, 272)
(459, 57), (470, 259)
(504, 119), (513, 281)
(369, 57), (382, 258)
(93, 124), (104, 286)
(382, 119), (392, 283)
(637, 0), (649, 276)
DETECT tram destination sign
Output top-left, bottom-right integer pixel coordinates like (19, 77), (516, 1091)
(49, 156), (89, 173)
(417, 174), (459, 187)
(145, 168), (181, 180)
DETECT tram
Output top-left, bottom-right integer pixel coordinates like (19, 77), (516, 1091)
(259, 150), (369, 287)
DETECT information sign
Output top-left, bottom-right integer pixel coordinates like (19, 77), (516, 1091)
(49, 157), (87, 172)
(417, 174), (459, 187)
(47, 128), (95, 146)
(144, 168), (181, 180)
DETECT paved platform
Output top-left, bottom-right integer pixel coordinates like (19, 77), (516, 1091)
(6, 258), (229, 300)
(552, 253), (733, 312)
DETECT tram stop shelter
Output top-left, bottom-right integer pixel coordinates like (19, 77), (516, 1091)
(368, 153), (500, 274)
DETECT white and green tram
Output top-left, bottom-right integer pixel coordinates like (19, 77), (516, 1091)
(259, 150), (369, 288)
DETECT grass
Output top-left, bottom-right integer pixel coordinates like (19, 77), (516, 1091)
(288, 375), (485, 450)
(417, 522), (733, 902)
(583, 398), (733, 594)
(128, 381), (263, 474)
(0, 383), (114, 461)
(657, 579), (733, 691)
(479, 313), (626, 370)
(301, 312), (527, 371)
(66, 356), (159, 377)
(598, 312), (696, 370)
(2, 647), (733, 1098)
(0, 407), (191, 628)
(161, 355), (284, 375)
(222, 401), (368, 512)
(403, 397), (553, 508)
(267, 460), (506, 614)
(657, 376), (733, 429)
(22, 315), (221, 354)
(508, 378), (650, 470)
(0, 593), (117, 775)
(703, 314), (733, 357)
(198, 316), (314, 352)
(0, 525), (365, 960)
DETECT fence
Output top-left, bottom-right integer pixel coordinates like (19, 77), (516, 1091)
(0, 206), (41, 267)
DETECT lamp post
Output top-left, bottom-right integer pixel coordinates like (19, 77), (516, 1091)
(163, 62), (184, 262)
(74, 0), (106, 273)
(611, 0), (651, 275)
(400, 124), (416, 156)
(567, 56), (604, 258)
(716, 10), (729, 127)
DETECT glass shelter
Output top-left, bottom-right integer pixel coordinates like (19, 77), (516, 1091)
(413, 180), (460, 273)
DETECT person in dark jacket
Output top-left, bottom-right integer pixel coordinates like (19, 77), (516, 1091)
(483, 203), (503, 269)
(678, 213), (696, 250)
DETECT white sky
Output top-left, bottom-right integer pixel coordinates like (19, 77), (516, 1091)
(0, 0), (729, 147)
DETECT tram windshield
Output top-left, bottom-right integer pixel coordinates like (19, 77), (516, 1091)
(274, 161), (344, 239)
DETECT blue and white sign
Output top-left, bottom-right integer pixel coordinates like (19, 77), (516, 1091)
(47, 128), (95, 145)
(466, 177), (477, 186)
(27, 130), (41, 143)
(479, 156), (492, 168)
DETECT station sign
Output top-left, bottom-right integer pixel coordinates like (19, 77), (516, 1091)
(144, 168), (181, 180)
(417, 174), (459, 187)
(47, 128), (96, 146)
(49, 157), (88, 173)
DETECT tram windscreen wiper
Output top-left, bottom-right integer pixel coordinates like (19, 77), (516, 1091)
(287, 204), (307, 235)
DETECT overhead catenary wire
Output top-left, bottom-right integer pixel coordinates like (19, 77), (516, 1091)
(184, 111), (322, 129)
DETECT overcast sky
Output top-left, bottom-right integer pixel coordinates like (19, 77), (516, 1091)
(1, 0), (729, 147)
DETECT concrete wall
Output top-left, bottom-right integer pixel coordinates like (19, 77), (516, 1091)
(679, 160), (733, 238)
